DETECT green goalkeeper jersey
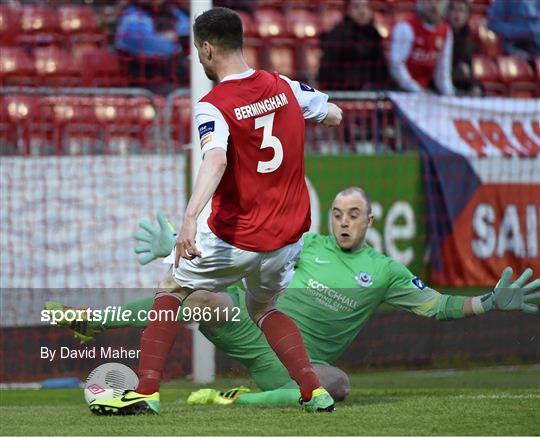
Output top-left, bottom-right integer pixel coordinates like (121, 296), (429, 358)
(201, 232), (464, 382)
(275, 233), (456, 364)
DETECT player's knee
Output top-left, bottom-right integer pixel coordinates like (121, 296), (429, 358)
(157, 269), (191, 301)
(184, 290), (215, 310)
(245, 295), (277, 325)
(315, 366), (350, 402)
(183, 291), (233, 329)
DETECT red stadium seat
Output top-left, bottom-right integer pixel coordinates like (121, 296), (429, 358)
(314, 0), (345, 7)
(255, 8), (297, 77)
(171, 96), (192, 149)
(37, 96), (97, 154)
(80, 47), (127, 87)
(470, 14), (501, 58)
(2, 95), (41, 155)
(58, 6), (105, 44)
(93, 97), (157, 153)
(268, 44), (296, 77)
(254, 8), (288, 38)
(303, 41), (322, 82)
(472, 55), (506, 95)
(34, 46), (81, 86)
(320, 7), (343, 33)
(286, 9), (320, 39)
(0, 95), (9, 146)
(61, 97), (102, 154)
(0, 6), (21, 44)
(59, 6), (98, 34)
(236, 10), (256, 37)
(239, 11), (262, 69)
(497, 56), (538, 97)
(71, 42), (100, 65)
(16, 7), (61, 45)
(243, 40), (262, 70)
(93, 97), (133, 153)
(256, 0), (288, 8)
(130, 96), (162, 152)
(0, 47), (35, 86)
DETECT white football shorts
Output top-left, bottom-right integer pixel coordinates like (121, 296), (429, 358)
(163, 219), (302, 303)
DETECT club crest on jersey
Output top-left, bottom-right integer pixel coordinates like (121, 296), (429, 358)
(355, 272), (372, 287)
(300, 82), (315, 92)
(412, 277), (427, 290)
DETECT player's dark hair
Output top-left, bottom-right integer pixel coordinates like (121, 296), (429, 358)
(193, 7), (243, 52)
(336, 187), (373, 215)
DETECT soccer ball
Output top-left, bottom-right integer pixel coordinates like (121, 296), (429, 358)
(83, 362), (138, 404)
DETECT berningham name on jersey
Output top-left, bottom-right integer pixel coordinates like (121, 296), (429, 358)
(234, 92), (289, 120)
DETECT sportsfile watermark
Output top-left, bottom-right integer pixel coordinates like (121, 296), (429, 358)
(41, 305), (241, 326)
(0, 288), (241, 327)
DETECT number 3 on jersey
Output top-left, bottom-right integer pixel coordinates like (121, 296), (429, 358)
(255, 112), (283, 173)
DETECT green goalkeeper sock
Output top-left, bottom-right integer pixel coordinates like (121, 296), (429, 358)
(235, 383), (300, 406)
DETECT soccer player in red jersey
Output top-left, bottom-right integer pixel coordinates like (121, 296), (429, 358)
(90, 7), (343, 415)
(390, 0), (455, 95)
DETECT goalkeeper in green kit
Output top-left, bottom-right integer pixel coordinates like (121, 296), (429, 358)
(46, 187), (540, 407)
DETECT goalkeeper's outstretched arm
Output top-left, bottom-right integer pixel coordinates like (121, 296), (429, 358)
(461, 267), (540, 316)
(137, 213), (540, 318)
(384, 260), (540, 320)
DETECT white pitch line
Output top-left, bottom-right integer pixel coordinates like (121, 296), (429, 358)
(452, 394), (540, 399)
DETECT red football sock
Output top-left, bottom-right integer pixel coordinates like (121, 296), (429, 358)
(259, 310), (320, 401)
(136, 294), (181, 395)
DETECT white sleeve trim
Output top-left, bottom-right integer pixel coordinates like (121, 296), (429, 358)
(279, 75), (329, 123)
(390, 22), (424, 92)
(194, 102), (229, 158)
(434, 31), (455, 96)
(471, 296), (487, 315)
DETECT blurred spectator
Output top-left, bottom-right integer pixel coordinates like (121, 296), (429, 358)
(215, 0), (254, 14)
(487, 0), (540, 60)
(390, 0), (455, 95)
(318, 0), (389, 90)
(115, 0), (190, 93)
(448, 0), (481, 95)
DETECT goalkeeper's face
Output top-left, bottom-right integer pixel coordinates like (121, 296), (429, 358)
(331, 193), (374, 252)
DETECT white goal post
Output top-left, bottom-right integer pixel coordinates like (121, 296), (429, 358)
(190, 0), (215, 384)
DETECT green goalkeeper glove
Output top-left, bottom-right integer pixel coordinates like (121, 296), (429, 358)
(480, 267), (540, 313)
(134, 211), (176, 265)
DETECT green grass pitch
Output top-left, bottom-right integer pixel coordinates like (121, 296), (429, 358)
(1, 366), (539, 436)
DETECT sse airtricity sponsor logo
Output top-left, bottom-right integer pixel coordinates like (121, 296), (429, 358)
(355, 272), (373, 287)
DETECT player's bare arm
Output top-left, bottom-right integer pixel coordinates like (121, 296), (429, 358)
(321, 103), (343, 127)
(175, 148), (227, 265)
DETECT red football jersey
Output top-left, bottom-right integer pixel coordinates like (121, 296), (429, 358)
(405, 15), (450, 87)
(200, 70), (311, 252)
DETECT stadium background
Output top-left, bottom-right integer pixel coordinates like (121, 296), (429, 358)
(0, 0), (539, 385)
